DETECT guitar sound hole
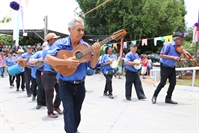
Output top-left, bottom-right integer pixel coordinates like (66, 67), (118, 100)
(75, 51), (83, 59)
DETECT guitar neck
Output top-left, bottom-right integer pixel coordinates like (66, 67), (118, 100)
(81, 36), (113, 56)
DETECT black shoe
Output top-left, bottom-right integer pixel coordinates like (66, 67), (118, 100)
(36, 105), (41, 109)
(126, 98), (131, 101)
(152, 96), (157, 104)
(16, 88), (19, 91)
(165, 99), (178, 104)
(27, 94), (31, 97)
(139, 97), (147, 100)
(109, 95), (114, 99)
(32, 96), (36, 101)
(22, 89), (25, 91)
(103, 92), (109, 96)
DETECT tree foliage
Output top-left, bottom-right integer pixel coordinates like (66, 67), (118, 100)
(0, 34), (41, 46)
(76, 0), (186, 39)
(76, 0), (187, 54)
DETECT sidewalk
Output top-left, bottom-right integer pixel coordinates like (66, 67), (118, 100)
(0, 73), (198, 133)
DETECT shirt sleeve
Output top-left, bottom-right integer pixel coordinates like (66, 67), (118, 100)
(160, 44), (170, 54)
(124, 54), (131, 63)
(47, 38), (67, 56)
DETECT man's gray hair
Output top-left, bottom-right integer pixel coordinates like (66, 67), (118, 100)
(68, 17), (84, 30)
(173, 36), (180, 41)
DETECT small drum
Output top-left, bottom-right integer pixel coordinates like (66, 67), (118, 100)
(8, 64), (24, 76)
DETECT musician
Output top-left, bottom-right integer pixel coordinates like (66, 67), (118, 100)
(152, 32), (185, 104)
(41, 33), (62, 118)
(124, 43), (146, 101)
(17, 45), (33, 97)
(4, 51), (16, 88)
(44, 17), (101, 133)
(15, 49), (25, 91)
(30, 67), (37, 101)
(101, 46), (117, 99)
(29, 42), (47, 109)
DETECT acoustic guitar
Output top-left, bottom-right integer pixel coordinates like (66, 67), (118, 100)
(53, 29), (127, 76)
(19, 57), (30, 68)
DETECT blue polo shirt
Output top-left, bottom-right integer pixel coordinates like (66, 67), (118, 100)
(18, 52), (33, 68)
(31, 67), (36, 79)
(5, 57), (16, 67)
(101, 54), (117, 74)
(47, 36), (92, 81)
(42, 44), (56, 72)
(124, 51), (140, 72)
(160, 41), (181, 67)
(30, 51), (44, 72)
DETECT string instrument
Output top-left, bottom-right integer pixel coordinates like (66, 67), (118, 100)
(133, 59), (142, 70)
(54, 29), (127, 76)
(176, 46), (199, 66)
(19, 57), (30, 68)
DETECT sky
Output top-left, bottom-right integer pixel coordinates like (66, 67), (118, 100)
(0, 0), (198, 34)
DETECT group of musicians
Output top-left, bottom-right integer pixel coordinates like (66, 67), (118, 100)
(3, 16), (191, 133)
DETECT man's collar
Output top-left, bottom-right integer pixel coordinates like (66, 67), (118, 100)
(171, 41), (175, 45)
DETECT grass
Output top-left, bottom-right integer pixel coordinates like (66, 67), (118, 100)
(176, 71), (199, 87)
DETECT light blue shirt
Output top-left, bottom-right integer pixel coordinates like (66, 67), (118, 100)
(30, 51), (44, 72)
(42, 45), (55, 72)
(5, 56), (16, 67)
(160, 41), (181, 67)
(124, 51), (140, 72)
(18, 52), (33, 68)
(47, 36), (92, 81)
(31, 67), (36, 79)
(101, 54), (117, 74)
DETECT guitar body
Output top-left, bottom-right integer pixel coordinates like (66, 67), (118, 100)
(54, 44), (92, 76)
(19, 58), (29, 68)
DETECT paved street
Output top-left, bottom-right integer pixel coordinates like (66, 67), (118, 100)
(0, 73), (199, 133)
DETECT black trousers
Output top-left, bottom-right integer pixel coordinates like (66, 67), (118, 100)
(31, 77), (37, 96)
(125, 69), (145, 99)
(16, 72), (25, 90)
(103, 74), (113, 95)
(153, 64), (176, 99)
(8, 73), (15, 86)
(24, 67), (32, 95)
(42, 71), (61, 114)
(36, 70), (46, 105)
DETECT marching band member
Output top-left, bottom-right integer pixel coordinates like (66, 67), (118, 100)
(101, 46), (117, 99)
(15, 49), (25, 91)
(124, 42), (146, 101)
(29, 42), (47, 109)
(17, 45), (34, 97)
(45, 17), (100, 133)
(41, 33), (62, 118)
(151, 32), (185, 104)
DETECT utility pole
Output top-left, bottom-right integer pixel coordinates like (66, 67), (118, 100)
(44, 16), (48, 40)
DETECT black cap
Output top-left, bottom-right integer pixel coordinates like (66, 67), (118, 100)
(173, 32), (184, 38)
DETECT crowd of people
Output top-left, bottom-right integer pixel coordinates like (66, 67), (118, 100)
(0, 16), (188, 133)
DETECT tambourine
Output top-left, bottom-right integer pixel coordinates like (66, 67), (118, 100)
(133, 59), (141, 70)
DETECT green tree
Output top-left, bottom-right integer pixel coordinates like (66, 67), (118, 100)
(76, 0), (186, 54)
(77, 0), (186, 38)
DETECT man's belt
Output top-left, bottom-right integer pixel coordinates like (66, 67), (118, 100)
(59, 77), (85, 85)
(161, 63), (175, 68)
(44, 71), (57, 74)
